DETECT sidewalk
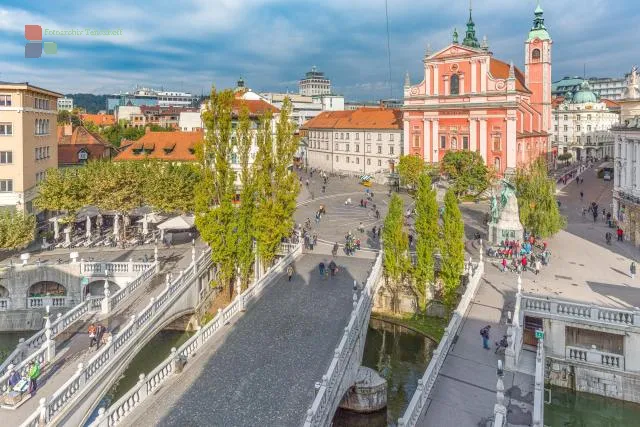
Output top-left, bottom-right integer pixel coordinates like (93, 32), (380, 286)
(417, 262), (534, 427)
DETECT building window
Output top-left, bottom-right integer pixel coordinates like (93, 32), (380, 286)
(0, 151), (12, 164)
(377, 145), (382, 154)
(367, 133), (371, 141)
(367, 158), (371, 165)
(0, 179), (12, 192)
(450, 74), (460, 95)
(355, 133), (359, 140)
(494, 157), (501, 171)
(366, 144), (371, 153)
(335, 143), (339, 151)
(346, 144), (350, 152)
(389, 145), (394, 155)
(564, 125), (568, 132)
(346, 133), (349, 140)
(564, 136), (568, 142)
(0, 123), (12, 135)
(336, 156), (339, 162)
(413, 134), (420, 148)
(335, 133), (338, 138)
(0, 95), (11, 106)
(378, 159), (382, 166)
(462, 136), (469, 150)
(587, 136), (592, 144)
(587, 114), (592, 120)
(346, 156), (350, 163)
(356, 157), (359, 164)
(389, 133), (394, 141)
(326, 154), (329, 160)
(377, 133), (382, 141)
(440, 135), (446, 149)
(554, 125), (558, 132)
(451, 137), (458, 150)
(564, 115), (568, 121)
(492, 136), (501, 151)
(577, 136), (581, 144)
(587, 125), (592, 132)
(576, 114), (581, 121)
(518, 143), (522, 153)
(576, 125), (581, 131)
(532, 49), (541, 61)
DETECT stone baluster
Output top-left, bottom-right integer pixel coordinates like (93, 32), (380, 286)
(43, 305), (56, 362)
(137, 373), (148, 400)
(38, 397), (48, 425)
(166, 273), (172, 288)
(101, 278), (112, 315)
(154, 244), (160, 273)
(76, 362), (86, 389)
(128, 258), (133, 273)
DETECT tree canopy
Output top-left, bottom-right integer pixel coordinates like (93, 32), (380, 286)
(515, 158), (566, 237)
(382, 194), (410, 286)
(441, 151), (493, 198)
(397, 155), (427, 191)
(413, 173), (440, 310)
(0, 211), (35, 250)
(440, 189), (465, 312)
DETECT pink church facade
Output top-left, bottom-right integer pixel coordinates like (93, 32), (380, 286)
(402, 5), (553, 176)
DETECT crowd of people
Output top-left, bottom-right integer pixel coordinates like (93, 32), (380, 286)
(486, 233), (549, 275)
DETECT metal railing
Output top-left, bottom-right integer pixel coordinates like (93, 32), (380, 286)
(304, 250), (383, 427)
(398, 259), (485, 427)
(90, 243), (302, 427)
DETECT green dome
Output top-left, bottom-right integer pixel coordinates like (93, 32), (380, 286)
(572, 81), (597, 104)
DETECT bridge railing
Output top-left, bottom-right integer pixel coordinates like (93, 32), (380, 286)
(304, 250), (384, 427)
(80, 261), (152, 277)
(24, 250), (210, 425)
(91, 242), (303, 427)
(0, 261), (156, 382)
(102, 261), (157, 314)
(398, 259), (485, 427)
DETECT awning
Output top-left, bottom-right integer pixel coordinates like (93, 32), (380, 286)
(136, 213), (166, 224)
(360, 175), (372, 181)
(157, 214), (195, 231)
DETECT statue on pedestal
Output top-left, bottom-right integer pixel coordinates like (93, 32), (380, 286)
(488, 179), (524, 244)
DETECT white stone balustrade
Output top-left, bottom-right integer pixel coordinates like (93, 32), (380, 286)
(566, 345), (624, 370)
(90, 243), (302, 427)
(27, 296), (71, 309)
(532, 339), (545, 427)
(397, 259), (485, 427)
(80, 261), (154, 277)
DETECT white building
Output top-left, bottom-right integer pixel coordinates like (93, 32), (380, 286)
(553, 81), (619, 162)
(179, 111), (203, 131)
(261, 92), (345, 127)
(612, 67), (640, 244)
(303, 108), (403, 179)
(57, 97), (73, 111)
(299, 66), (331, 96)
(115, 105), (141, 123)
(589, 76), (628, 101)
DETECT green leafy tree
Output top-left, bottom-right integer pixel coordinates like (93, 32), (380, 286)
(236, 106), (256, 290)
(144, 161), (200, 213)
(35, 168), (88, 226)
(195, 87), (238, 298)
(0, 211), (35, 250)
(557, 152), (572, 165)
(440, 189), (465, 312)
(413, 173), (439, 311)
(441, 151), (493, 198)
(397, 155), (426, 191)
(382, 194), (410, 311)
(515, 158), (566, 237)
(57, 110), (70, 124)
(253, 97), (299, 268)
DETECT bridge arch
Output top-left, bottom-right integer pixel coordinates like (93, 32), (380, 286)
(27, 281), (67, 297)
(86, 280), (119, 297)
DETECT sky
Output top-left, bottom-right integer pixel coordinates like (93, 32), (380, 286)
(0, 0), (638, 101)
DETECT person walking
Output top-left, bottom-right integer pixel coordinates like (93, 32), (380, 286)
(631, 262), (636, 280)
(501, 257), (508, 273)
(580, 190), (583, 200)
(375, 209), (380, 220)
(95, 324), (106, 350)
(617, 227), (624, 241)
(534, 259), (541, 275)
(329, 260), (337, 277)
(88, 323), (97, 348)
(287, 264), (294, 281)
(28, 360), (40, 395)
(480, 325), (491, 350)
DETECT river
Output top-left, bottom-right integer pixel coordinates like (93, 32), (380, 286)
(0, 331), (35, 360)
(333, 318), (437, 427)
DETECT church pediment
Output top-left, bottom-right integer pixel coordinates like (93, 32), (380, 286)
(430, 44), (482, 60)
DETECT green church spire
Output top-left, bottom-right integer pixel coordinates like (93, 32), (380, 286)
(462, 1), (480, 48)
(528, 1), (551, 41)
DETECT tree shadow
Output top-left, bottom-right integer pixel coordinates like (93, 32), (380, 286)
(586, 280), (640, 308)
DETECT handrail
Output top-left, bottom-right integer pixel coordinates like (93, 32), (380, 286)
(90, 243), (302, 427)
(303, 250), (383, 427)
(397, 260), (485, 427)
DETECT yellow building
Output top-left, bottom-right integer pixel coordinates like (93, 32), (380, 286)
(0, 82), (62, 214)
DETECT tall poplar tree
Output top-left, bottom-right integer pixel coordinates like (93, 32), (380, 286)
(195, 88), (238, 298)
(440, 189), (465, 312)
(413, 173), (439, 311)
(236, 106), (256, 290)
(382, 194), (410, 305)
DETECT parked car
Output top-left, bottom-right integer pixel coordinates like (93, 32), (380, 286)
(603, 172), (612, 181)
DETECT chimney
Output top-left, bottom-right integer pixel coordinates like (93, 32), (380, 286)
(145, 126), (151, 134)
(64, 124), (73, 136)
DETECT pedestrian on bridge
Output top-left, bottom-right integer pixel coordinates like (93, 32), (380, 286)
(28, 360), (40, 396)
(631, 262), (636, 280)
(480, 325), (491, 350)
(287, 265), (294, 282)
(88, 323), (97, 348)
(96, 324), (106, 350)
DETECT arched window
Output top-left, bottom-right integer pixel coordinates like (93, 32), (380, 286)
(451, 137), (458, 150)
(532, 49), (541, 61)
(494, 157), (501, 171)
(450, 74), (460, 95)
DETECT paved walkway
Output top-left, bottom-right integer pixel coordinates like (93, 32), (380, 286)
(123, 254), (374, 427)
(0, 244), (201, 425)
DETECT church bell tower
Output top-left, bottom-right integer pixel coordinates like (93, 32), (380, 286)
(524, 2), (552, 133)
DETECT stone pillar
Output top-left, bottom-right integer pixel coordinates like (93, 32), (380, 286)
(443, 75), (449, 96)
(423, 118), (431, 162)
(433, 65), (439, 96)
(43, 305), (56, 362)
(128, 258), (133, 273)
(469, 118), (477, 152)
(479, 119), (488, 162)
(154, 244), (160, 273)
(480, 59), (487, 92)
(636, 143), (640, 192)
(425, 66), (431, 95)
(459, 74), (465, 96)
(471, 60), (477, 93)
(506, 116), (517, 170)
(53, 218), (59, 241)
(38, 397), (48, 425)
(627, 143), (633, 189)
(432, 119), (440, 162)
(101, 278), (111, 315)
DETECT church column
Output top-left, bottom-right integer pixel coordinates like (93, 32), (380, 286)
(433, 65), (439, 96)
(506, 117), (517, 170)
(425, 66), (432, 96)
(470, 60), (477, 93)
(403, 118), (410, 157)
(443, 76), (449, 96)
(479, 118), (488, 163)
(459, 74), (465, 96)
(480, 59), (487, 93)
(432, 119), (440, 162)
(469, 118), (477, 152)
(423, 118), (431, 162)
(627, 142), (633, 190)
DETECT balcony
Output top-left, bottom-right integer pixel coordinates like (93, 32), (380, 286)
(566, 345), (624, 370)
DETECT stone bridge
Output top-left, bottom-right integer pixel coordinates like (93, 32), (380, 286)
(14, 246), (217, 427)
(81, 248), (381, 427)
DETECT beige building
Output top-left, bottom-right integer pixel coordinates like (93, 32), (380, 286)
(0, 82), (62, 214)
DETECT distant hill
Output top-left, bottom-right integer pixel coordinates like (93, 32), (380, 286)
(65, 93), (108, 113)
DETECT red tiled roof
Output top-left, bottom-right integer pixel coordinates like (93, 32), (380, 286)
(301, 108), (402, 130)
(80, 113), (115, 126)
(489, 59), (530, 94)
(57, 125), (116, 165)
(552, 97), (565, 109)
(232, 99), (279, 116)
(602, 98), (621, 109)
(114, 130), (203, 162)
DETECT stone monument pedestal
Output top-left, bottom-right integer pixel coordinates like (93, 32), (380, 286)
(488, 180), (524, 245)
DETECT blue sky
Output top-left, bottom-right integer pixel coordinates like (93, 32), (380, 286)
(0, 0), (637, 100)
